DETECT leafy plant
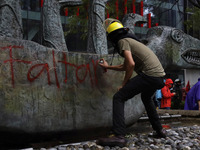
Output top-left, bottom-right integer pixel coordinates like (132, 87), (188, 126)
(185, 7), (200, 32)
(64, 0), (136, 40)
(64, 0), (88, 40)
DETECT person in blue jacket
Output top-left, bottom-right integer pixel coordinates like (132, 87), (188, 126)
(184, 78), (200, 111)
(155, 89), (162, 108)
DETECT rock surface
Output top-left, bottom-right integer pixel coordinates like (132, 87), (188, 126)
(38, 125), (200, 150)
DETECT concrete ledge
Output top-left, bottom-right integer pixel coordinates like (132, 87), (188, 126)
(139, 114), (182, 120)
(138, 109), (200, 121)
(157, 109), (200, 117)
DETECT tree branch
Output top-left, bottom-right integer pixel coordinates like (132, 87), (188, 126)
(188, 0), (200, 9)
(197, 0), (200, 6)
(157, 0), (179, 18)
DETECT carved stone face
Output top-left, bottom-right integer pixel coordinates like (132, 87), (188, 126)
(145, 26), (200, 69)
(171, 29), (200, 66)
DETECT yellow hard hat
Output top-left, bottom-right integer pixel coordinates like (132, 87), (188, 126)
(107, 22), (124, 34)
(103, 18), (124, 34)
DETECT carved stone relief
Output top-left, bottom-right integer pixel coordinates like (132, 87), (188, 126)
(0, 0), (23, 39)
(87, 0), (109, 54)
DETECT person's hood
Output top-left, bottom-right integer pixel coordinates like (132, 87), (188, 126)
(165, 79), (173, 87)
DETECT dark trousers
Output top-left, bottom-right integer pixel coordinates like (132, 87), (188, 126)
(112, 73), (165, 136)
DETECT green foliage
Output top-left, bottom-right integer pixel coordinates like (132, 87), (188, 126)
(64, 0), (88, 40)
(64, 16), (88, 40)
(180, 101), (185, 109)
(106, 0), (135, 20)
(185, 7), (200, 31)
(64, 0), (136, 40)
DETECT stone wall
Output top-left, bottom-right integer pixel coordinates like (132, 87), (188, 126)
(0, 36), (144, 133)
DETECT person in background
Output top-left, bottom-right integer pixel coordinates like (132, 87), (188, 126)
(184, 78), (200, 111)
(155, 89), (162, 109)
(160, 79), (176, 109)
(172, 79), (182, 109)
(97, 18), (166, 147)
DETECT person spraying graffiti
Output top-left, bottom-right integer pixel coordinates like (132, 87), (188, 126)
(97, 18), (167, 147)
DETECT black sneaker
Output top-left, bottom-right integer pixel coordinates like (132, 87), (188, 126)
(154, 129), (167, 138)
(96, 135), (126, 148)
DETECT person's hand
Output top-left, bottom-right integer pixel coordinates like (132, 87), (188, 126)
(117, 86), (123, 91)
(173, 92), (176, 95)
(98, 58), (109, 69)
